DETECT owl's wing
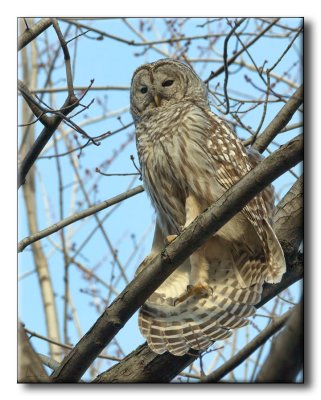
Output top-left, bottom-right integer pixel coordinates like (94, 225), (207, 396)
(203, 109), (286, 283)
(246, 146), (276, 221)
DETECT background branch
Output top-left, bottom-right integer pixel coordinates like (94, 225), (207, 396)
(18, 185), (144, 252)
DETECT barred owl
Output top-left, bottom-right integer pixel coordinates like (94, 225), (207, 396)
(130, 59), (286, 356)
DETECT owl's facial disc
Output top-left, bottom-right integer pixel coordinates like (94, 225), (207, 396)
(131, 61), (199, 121)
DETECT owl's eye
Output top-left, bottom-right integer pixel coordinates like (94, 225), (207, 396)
(140, 86), (148, 94)
(162, 79), (174, 87)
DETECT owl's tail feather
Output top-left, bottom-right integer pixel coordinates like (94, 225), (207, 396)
(138, 281), (263, 356)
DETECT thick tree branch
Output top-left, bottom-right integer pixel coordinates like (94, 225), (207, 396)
(18, 79), (51, 126)
(18, 18), (52, 51)
(18, 102), (77, 188)
(50, 134), (302, 382)
(18, 20), (87, 188)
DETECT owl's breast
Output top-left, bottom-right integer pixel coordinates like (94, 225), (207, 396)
(136, 103), (223, 230)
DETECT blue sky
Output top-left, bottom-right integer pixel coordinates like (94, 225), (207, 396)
(18, 17), (303, 382)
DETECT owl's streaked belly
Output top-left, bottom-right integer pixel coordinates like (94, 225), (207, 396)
(136, 104), (223, 232)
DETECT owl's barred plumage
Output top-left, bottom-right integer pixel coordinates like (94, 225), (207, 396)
(131, 59), (286, 356)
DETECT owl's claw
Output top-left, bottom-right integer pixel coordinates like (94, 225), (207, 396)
(174, 283), (213, 305)
(166, 234), (178, 244)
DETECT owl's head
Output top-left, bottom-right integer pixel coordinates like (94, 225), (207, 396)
(130, 59), (209, 122)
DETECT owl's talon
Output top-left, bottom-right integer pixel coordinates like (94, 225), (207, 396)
(166, 234), (177, 244)
(174, 283), (212, 305)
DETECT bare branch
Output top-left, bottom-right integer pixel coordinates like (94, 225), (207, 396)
(222, 18), (247, 114)
(18, 18), (52, 51)
(204, 19), (280, 84)
(18, 185), (145, 252)
(51, 19), (75, 97)
(252, 85), (303, 153)
(28, 85), (130, 94)
(24, 327), (122, 362)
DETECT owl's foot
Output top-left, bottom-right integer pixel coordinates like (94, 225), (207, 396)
(166, 234), (178, 244)
(174, 283), (212, 305)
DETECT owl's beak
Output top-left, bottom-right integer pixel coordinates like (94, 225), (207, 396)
(153, 94), (161, 107)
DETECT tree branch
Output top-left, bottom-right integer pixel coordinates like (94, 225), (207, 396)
(252, 85), (303, 153)
(50, 134), (302, 382)
(255, 300), (303, 382)
(51, 19), (75, 97)
(18, 185), (144, 252)
(204, 19), (280, 84)
(28, 85), (130, 94)
(201, 308), (293, 382)
(18, 18), (52, 51)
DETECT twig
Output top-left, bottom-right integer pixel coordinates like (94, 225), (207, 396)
(222, 18), (247, 114)
(28, 85), (130, 94)
(204, 19), (280, 84)
(252, 85), (303, 153)
(18, 185), (145, 252)
(130, 155), (142, 179)
(95, 168), (140, 177)
(25, 328), (122, 362)
(268, 26), (303, 73)
(59, 18), (242, 47)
